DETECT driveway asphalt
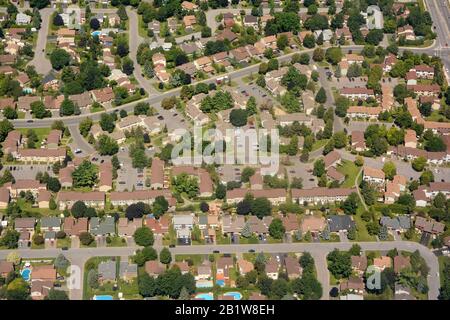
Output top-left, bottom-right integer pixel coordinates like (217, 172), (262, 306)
(68, 125), (95, 157)
(29, 7), (54, 75)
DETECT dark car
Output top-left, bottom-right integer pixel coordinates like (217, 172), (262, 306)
(62, 247), (69, 251)
(157, 115), (164, 120)
(213, 250), (220, 253)
(169, 244), (176, 248)
(248, 249), (255, 253)
(27, 120), (34, 123)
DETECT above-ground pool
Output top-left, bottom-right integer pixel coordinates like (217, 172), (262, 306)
(223, 292), (242, 300)
(93, 295), (113, 300)
(196, 280), (213, 288)
(195, 293), (214, 300)
(21, 268), (31, 281)
(91, 31), (101, 37)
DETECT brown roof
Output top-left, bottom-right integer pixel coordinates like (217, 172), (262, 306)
(394, 255), (411, 273)
(363, 166), (385, 180)
(0, 97), (15, 110)
(91, 87), (114, 103)
(300, 215), (326, 233)
(284, 256), (301, 277)
(351, 256), (367, 271)
(63, 217), (88, 236)
(110, 190), (173, 202)
(292, 187), (356, 199)
(340, 276), (365, 291)
(15, 217), (35, 229)
(0, 261), (14, 275)
(145, 260), (165, 276)
(18, 148), (66, 158)
(323, 150), (341, 168)
(57, 191), (105, 202)
(150, 158), (164, 186)
(32, 265), (57, 281)
(341, 87), (375, 95)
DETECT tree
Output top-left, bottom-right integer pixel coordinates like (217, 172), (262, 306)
(3, 107), (18, 120)
(277, 35), (289, 50)
(6, 278), (29, 300)
(0, 119), (14, 142)
(0, 230), (20, 249)
(134, 227), (154, 247)
(269, 218), (286, 239)
(79, 117), (93, 137)
(229, 109), (248, 127)
(315, 87), (327, 103)
(325, 47), (343, 65)
(313, 159), (325, 177)
(159, 247), (172, 265)
(96, 134), (119, 156)
(172, 173), (199, 199)
(341, 192), (359, 215)
(53, 13), (64, 26)
(50, 49), (71, 70)
(251, 197), (272, 219)
(241, 167), (255, 183)
(46, 289), (69, 300)
(71, 201), (87, 218)
(326, 249), (352, 279)
(139, 273), (157, 297)
(312, 48), (324, 61)
(420, 170), (434, 186)
(199, 202), (209, 213)
(237, 199), (252, 215)
(90, 18), (100, 30)
(54, 254), (70, 270)
(153, 196), (169, 218)
(99, 113), (115, 133)
(47, 177), (61, 192)
(382, 161), (396, 180)
(72, 161), (97, 188)
(79, 232), (94, 246)
(122, 57), (134, 75)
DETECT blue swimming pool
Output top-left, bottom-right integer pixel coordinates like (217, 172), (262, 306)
(93, 295), (113, 300)
(91, 31), (101, 37)
(196, 280), (213, 288)
(224, 292), (242, 300)
(216, 279), (225, 287)
(21, 268), (31, 281)
(195, 293), (213, 300)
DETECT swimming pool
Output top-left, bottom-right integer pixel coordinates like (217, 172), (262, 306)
(195, 293), (213, 300)
(216, 279), (225, 287)
(196, 280), (213, 288)
(93, 295), (113, 300)
(21, 268), (31, 281)
(224, 292), (242, 300)
(91, 31), (101, 37)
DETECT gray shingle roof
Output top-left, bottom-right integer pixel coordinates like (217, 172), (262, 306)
(328, 215), (356, 232)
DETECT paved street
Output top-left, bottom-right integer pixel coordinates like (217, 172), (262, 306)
(29, 7), (54, 75)
(68, 125), (95, 157)
(0, 240), (439, 300)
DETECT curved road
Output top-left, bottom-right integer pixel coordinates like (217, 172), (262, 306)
(0, 240), (440, 300)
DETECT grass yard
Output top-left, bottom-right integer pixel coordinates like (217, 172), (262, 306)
(90, 104), (105, 113)
(138, 15), (148, 38)
(311, 139), (329, 152)
(18, 127), (51, 147)
(175, 254), (205, 266)
(352, 205), (376, 242)
(106, 236), (127, 247)
(337, 160), (361, 188)
(320, 233), (340, 243)
(16, 198), (60, 217)
(439, 256), (450, 286)
(239, 235), (259, 244)
(57, 237), (71, 248)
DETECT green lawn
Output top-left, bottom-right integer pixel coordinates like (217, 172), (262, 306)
(18, 128), (51, 147)
(337, 160), (361, 188)
(311, 139), (329, 152)
(138, 15), (148, 38)
(57, 237), (71, 248)
(106, 236), (127, 247)
(175, 254), (205, 266)
(352, 205), (376, 242)
(439, 256), (450, 286)
(239, 235), (259, 244)
(90, 104), (105, 113)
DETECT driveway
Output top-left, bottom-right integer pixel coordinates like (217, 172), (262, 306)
(338, 231), (348, 242)
(29, 7), (54, 75)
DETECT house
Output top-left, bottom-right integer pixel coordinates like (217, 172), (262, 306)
(109, 190), (174, 207)
(150, 158), (165, 189)
(404, 129), (417, 148)
(341, 87), (375, 100)
(15, 148), (66, 163)
(98, 260), (116, 283)
(323, 151), (341, 169)
(243, 15), (258, 29)
(8, 180), (46, 198)
(0, 261), (14, 277)
(181, 1), (198, 11)
(196, 262), (212, 280)
(152, 53), (166, 67)
(174, 261), (190, 275)
(237, 259), (254, 275)
(16, 13), (31, 25)
(300, 215), (326, 235)
(363, 166), (385, 185)
(217, 256), (234, 280)
(221, 215), (245, 235)
(292, 188), (356, 205)
(17, 96), (40, 111)
(394, 255), (411, 274)
(0, 188), (10, 209)
(119, 261), (138, 281)
(265, 259), (279, 280)
(172, 215), (194, 230)
(225, 189), (286, 205)
(33, 265), (57, 281)
(182, 15), (196, 31)
(347, 106), (381, 119)
(145, 260), (165, 277)
(69, 92), (93, 109)
(351, 131), (366, 151)
(145, 216), (170, 235)
(340, 276), (365, 294)
(89, 216), (115, 236)
(373, 256), (391, 271)
(284, 256), (302, 280)
(407, 84), (440, 97)
(415, 216), (445, 235)
(63, 217), (88, 236)
(56, 191), (105, 210)
(327, 215), (356, 233)
(413, 65), (434, 79)
(15, 218), (35, 232)
(247, 215), (272, 235)
(380, 216), (411, 232)
(351, 256), (367, 274)
(30, 280), (54, 300)
(281, 213), (300, 234)
(40, 217), (61, 233)
(91, 87), (114, 104)
(117, 218), (142, 237)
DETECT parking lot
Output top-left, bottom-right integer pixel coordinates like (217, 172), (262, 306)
(0, 164), (56, 180)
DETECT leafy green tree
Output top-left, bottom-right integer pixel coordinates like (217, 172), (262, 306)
(134, 227), (154, 247)
(50, 49), (71, 70)
(326, 249), (352, 279)
(6, 278), (29, 300)
(139, 273), (157, 297)
(72, 161), (97, 188)
(269, 218), (286, 239)
(241, 167), (255, 183)
(159, 247), (172, 265)
(315, 87), (327, 103)
(341, 192), (359, 215)
(313, 159), (325, 177)
(96, 134), (119, 156)
(251, 197), (272, 219)
(79, 232), (94, 246)
(79, 117), (93, 137)
(99, 113), (115, 133)
(229, 109), (248, 127)
(59, 98), (75, 116)
(325, 47), (343, 65)
(382, 161), (396, 180)
(3, 107), (18, 119)
(153, 196), (169, 218)
(46, 289), (69, 300)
